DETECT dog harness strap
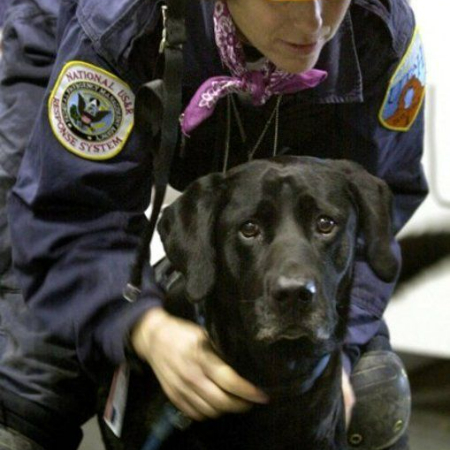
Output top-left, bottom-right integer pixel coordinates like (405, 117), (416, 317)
(262, 353), (332, 399)
(124, 0), (187, 302)
(294, 352), (331, 394)
(304, 353), (332, 393)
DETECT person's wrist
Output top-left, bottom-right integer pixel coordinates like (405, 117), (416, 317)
(131, 307), (169, 359)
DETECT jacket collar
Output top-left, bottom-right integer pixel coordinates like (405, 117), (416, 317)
(301, 12), (363, 104)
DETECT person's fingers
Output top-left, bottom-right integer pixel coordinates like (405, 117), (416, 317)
(198, 340), (269, 404)
(161, 383), (208, 421)
(132, 309), (268, 419)
(182, 367), (255, 414)
(148, 342), (248, 419)
(166, 356), (254, 416)
(177, 389), (223, 420)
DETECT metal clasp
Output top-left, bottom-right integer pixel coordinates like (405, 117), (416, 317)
(159, 5), (168, 54)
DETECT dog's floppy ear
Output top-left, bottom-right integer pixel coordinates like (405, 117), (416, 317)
(157, 173), (224, 302)
(336, 160), (399, 283)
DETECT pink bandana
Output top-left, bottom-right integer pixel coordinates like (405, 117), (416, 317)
(180, 0), (328, 136)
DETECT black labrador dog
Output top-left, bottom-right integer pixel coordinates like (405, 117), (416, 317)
(101, 156), (398, 450)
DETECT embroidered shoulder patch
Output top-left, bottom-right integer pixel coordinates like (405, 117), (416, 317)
(48, 61), (134, 160)
(379, 28), (426, 132)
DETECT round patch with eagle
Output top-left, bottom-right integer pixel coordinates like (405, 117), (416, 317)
(48, 61), (134, 160)
(379, 28), (426, 132)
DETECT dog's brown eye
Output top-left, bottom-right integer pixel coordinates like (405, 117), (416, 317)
(316, 216), (336, 234)
(240, 221), (261, 239)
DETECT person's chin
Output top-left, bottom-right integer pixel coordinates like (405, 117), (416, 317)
(275, 56), (318, 74)
(271, 47), (321, 74)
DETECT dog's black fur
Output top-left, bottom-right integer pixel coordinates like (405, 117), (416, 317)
(101, 156), (399, 450)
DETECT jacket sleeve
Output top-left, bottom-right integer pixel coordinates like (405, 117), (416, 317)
(0, 0), (58, 288)
(7, 3), (165, 380)
(341, 0), (428, 369)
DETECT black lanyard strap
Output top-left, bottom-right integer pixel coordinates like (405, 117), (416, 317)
(125, 0), (187, 302)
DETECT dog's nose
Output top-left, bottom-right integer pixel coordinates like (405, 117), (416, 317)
(272, 276), (317, 305)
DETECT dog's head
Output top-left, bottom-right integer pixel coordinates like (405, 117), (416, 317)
(158, 156), (398, 364)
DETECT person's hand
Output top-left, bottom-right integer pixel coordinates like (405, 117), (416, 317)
(342, 368), (356, 428)
(131, 308), (269, 421)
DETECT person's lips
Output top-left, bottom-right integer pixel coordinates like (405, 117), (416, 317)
(279, 40), (320, 56)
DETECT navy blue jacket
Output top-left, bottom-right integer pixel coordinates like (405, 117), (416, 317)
(5, 0), (427, 413)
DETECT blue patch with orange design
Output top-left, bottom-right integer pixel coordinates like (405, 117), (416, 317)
(379, 28), (426, 132)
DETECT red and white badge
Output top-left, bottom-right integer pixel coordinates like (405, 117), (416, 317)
(48, 61), (134, 160)
(379, 28), (426, 132)
(104, 363), (130, 438)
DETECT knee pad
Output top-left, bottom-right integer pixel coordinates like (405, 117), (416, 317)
(347, 351), (411, 450)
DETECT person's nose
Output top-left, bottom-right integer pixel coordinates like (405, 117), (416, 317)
(288, 0), (323, 37)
